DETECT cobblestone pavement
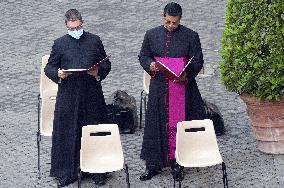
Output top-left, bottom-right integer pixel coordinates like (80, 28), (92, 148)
(0, 0), (283, 187)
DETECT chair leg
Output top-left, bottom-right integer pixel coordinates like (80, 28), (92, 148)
(124, 164), (130, 188)
(172, 163), (184, 188)
(37, 131), (41, 179)
(222, 162), (228, 188)
(37, 94), (41, 179)
(139, 91), (144, 129)
(78, 169), (82, 188)
(173, 170), (182, 188)
(143, 95), (147, 119)
(178, 167), (183, 188)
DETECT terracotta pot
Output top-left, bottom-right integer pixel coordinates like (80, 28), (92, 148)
(240, 93), (284, 154)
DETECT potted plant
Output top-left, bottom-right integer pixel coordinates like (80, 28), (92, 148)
(220, 0), (284, 154)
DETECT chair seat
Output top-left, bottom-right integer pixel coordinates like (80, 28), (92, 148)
(40, 89), (57, 136)
(81, 154), (124, 173)
(175, 149), (222, 167)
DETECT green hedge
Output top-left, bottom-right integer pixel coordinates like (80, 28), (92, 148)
(220, 0), (284, 101)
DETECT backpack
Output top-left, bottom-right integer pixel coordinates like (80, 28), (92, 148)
(203, 100), (225, 136)
(105, 90), (138, 134)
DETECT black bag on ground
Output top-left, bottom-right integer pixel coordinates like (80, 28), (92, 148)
(105, 90), (138, 134)
(203, 99), (225, 136)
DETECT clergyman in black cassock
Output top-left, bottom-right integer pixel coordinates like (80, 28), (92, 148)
(138, 2), (206, 181)
(44, 9), (111, 187)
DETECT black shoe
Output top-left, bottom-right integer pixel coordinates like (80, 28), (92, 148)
(139, 168), (160, 181)
(57, 176), (77, 187)
(92, 173), (106, 186)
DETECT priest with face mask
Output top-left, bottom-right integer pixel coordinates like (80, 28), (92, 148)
(44, 9), (111, 187)
(138, 2), (207, 181)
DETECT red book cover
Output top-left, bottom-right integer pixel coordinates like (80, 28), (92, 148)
(62, 55), (111, 73)
(155, 56), (194, 80)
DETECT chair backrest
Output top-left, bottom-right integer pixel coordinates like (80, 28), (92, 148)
(143, 71), (151, 94)
(80, 124), (124, 173)
(40, 55), (58, 97)
(175, 119), (222, 167)
(40, 89), (57, 136)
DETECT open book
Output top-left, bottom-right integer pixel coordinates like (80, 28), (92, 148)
(155, 56), (194, 80)
(62, 55), (111, 73)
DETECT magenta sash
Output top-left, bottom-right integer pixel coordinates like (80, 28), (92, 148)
(154, 57), (188, 160)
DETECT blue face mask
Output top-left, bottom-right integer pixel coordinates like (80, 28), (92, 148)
(68, 28), (84, 39)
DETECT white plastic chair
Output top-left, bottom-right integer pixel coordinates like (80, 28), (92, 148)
(139, 71), (151, 128)
(37, 55), (58, 178)
(174, 119), (228, 188)
(78, 124), (130, 188)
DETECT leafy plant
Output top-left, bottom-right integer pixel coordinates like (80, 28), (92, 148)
(220, 0), (284, 101)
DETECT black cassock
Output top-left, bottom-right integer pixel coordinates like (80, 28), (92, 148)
(44, 31), (111, 179)
(139, 25), (206, 168)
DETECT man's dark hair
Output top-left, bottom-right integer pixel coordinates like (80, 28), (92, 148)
(164, 2), (182, 17)
(65, 9), (82, 23)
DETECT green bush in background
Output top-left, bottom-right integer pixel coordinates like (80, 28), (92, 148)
(220, 0), (284, 101)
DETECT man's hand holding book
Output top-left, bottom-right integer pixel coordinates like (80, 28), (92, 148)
(58, 68), (72, 79)
(173, 72), (188, 83)
(87, 67), (98, 77)
(150, 62), (160, 72)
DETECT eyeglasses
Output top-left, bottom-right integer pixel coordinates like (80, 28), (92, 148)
(67, 24), (83, 31)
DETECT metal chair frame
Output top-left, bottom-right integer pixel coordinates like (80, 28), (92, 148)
(37, 55), (57, 178)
